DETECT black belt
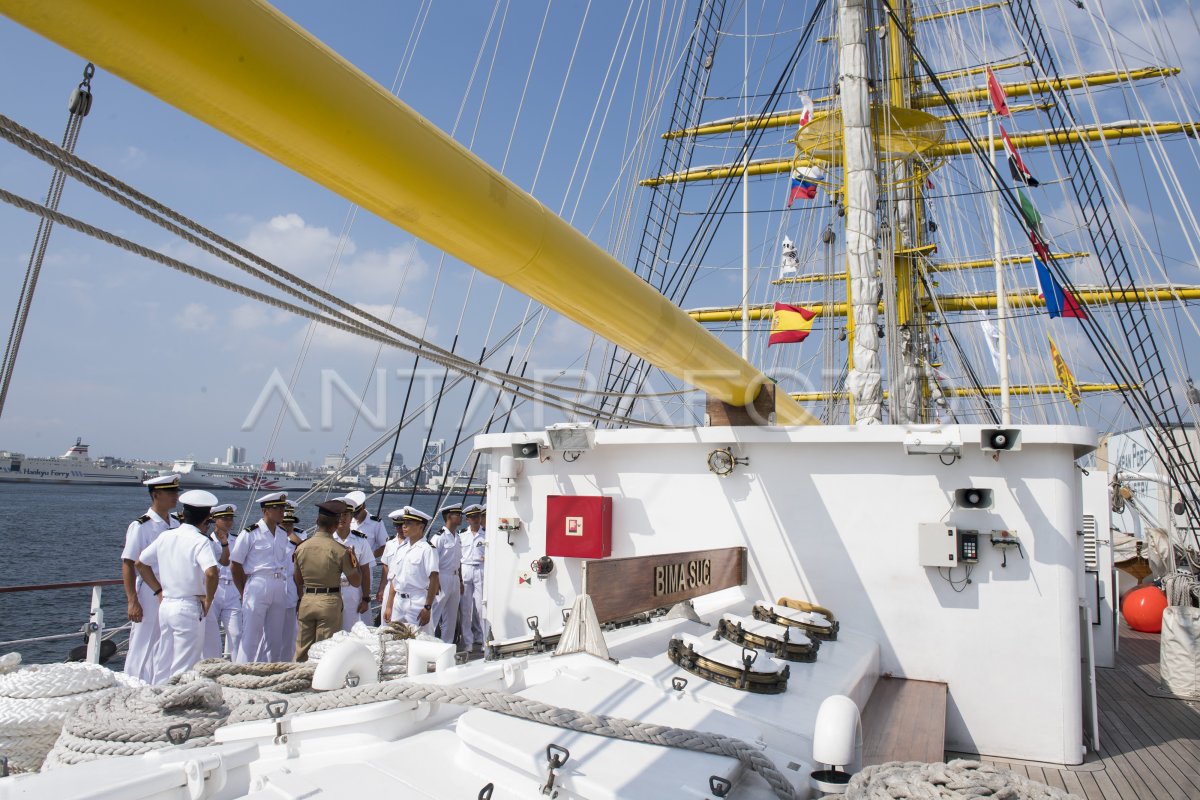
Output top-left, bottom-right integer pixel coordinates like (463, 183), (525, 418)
(398, 593), (412, 599)
(303, 586), (340, 595)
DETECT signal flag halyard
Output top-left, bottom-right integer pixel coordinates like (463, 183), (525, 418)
(768, 302), (816, 346)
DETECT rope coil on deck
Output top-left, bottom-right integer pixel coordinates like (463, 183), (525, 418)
(0, 656), (145, 773)
(845, 759), (1082, 800)
(40, 657), (800, 799)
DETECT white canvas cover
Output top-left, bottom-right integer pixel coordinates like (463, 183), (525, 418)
(1160, 605), (1200, 697)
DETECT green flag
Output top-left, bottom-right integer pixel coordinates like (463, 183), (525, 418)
(1018, 188), (1042, 234)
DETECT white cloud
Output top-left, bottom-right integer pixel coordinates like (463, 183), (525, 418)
(176, 302), (212, 332)
(120, 146), (147, 169)
(236, 214), (426, 299)
(228, 301), (292, 331)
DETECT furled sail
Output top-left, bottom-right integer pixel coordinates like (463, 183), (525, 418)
(839, 0), (881, 424)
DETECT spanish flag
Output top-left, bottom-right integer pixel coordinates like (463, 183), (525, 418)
(768, 302), (816, 346)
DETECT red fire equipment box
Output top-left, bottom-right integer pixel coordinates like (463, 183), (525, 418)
(546, 495), (612, 558)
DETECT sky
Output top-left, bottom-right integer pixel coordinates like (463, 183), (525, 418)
(0, 0), (1198, 469)
(0, 0), (677, 466)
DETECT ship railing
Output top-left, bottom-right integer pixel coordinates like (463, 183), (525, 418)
(0, 579), (126, 664)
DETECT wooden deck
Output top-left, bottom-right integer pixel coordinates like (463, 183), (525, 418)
(948, 627), (1200, 799)
(861, 676), (948, 765)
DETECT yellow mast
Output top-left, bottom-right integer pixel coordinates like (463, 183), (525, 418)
(659, 67), (1179, 140)
(0, 0), (817, 425)
(771, 252), (1091, 284)
(687, 285), (1200, 321)
(791, 383), (1133, 401)
(641, 120), (1198, 186)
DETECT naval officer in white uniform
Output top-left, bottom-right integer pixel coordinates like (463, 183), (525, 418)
(383, 506), (439, 631)
(458, 503), (487, 651)
(136, 489), (220, 682)
(279, 503), (303, 657)
(120, 474), (181, 683)
(230, 492), (291, 662)
(429, 503), (464, 645)
(334, 496), (373, 631)
(346, 490), (385, 624)
(378, 508), (411, 618)
(203, 503), (241, 659)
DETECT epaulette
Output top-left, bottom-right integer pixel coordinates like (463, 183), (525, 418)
(135, 514), (151, 524)
(369, 514), (381, 522)
(244, 523), (258, 533)
(351, 530), (367, 539)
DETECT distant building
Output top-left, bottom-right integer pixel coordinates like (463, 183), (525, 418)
(225, 445), (246, 465)
(324, 453), (348, 470)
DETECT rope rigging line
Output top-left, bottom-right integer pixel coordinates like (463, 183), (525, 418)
(997, 0), (1200, 536)
(602, 0), (830, 423)
(0, 114), (684, 409)
(0, 186), (676, 431)
(880, 0), (1200, 442)
(0, 64), (94, 421)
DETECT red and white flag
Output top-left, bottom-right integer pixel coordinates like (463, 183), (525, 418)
(986, 67), (1010, 117)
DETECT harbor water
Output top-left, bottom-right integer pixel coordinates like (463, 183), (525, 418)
(0, 483), (451, 666)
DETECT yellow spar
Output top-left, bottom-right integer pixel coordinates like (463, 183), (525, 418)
(0, 0), (817, 425)
(642, 120), (1198, 186)
(688, 285), (1200, 322)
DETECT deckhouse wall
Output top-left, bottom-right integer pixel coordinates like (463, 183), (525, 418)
(479, 424), (1095, 765)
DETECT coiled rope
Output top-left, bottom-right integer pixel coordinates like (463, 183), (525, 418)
(0, 655), (144, 774)
(41, 657), (799, 799)
(1163, 571), (1200, 607)
(845, 759), (1082, 800)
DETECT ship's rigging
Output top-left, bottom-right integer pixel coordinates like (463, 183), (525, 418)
(2, 0), (1200, 536)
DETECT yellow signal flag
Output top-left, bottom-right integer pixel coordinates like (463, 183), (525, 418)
(1048, 335), (1081, 408)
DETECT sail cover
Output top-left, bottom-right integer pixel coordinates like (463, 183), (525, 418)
(840, 0), (882, 423)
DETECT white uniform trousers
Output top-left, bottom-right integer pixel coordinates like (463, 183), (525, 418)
(390, 594), (435, 635)
(380, 579), (393, 626)
(360, 567), (376, 627)
(339, 582), (363, 632)
(433, 571), (461, 645)
(124, 583), (161, 683)
(203, 580), (241, 659)
(153, 597), (206, 682)
(459, 564), (485, 649)
(236, 571), (289, 663)
(281, 581), (298, 661)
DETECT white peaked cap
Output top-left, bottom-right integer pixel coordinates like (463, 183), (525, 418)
(179, 489), (219, 508)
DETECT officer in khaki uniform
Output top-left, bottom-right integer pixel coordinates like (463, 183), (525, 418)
(293, 500), (361, 661)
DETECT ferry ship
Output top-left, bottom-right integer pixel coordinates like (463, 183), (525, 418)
(0, 438), (143, 485)
(170, 459), (314, 492)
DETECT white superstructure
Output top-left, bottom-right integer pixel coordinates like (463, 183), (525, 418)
(170, 460), (313, 492)
(0, 438), (142, 486)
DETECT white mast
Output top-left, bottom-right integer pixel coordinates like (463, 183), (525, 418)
(841, 0), (882, 423)
(989, 113), (1011, 423)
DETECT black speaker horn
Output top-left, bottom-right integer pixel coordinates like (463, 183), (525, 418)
(981, 428), (1021, 452)
(955, 488), (994, 509)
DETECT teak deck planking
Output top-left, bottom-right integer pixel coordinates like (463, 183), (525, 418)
(948, 627), (1200, 800)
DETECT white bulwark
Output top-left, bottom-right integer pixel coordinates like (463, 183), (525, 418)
(478, 423), (1098, 765)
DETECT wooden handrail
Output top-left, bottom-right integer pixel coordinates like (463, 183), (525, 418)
(0, 579), (123, 594)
